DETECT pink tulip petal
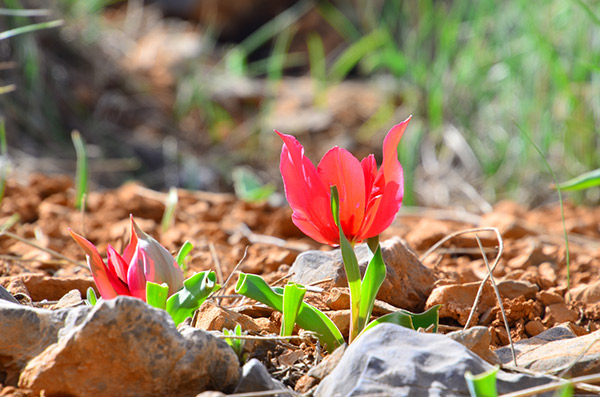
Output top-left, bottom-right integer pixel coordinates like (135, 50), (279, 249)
(68, 229), (127, 299)
(318, 147), (366, 241)
(127, 247), (148, 300)
(291, 213), (338, 246)
(130, 217), (183, 296)
(277, 130), (338, 245)
(107, 244), (129, 282)
(362, 118), (410, 237)
(122, 215), (139, 263)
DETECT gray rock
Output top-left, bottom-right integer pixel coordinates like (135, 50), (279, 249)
(290, 237), (435, 311)
(0, 285), (19, 304)
(316, 324), (555, 397)
(497, 325), (600, 377)
(233, 358), (291, 395)
(0, 299), (90, 385)
(8, 297), (239, 396)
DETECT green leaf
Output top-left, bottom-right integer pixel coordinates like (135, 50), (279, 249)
(223, 324), (246, 362)
(554, 168), (600, 191)
(165, 271), (220, 326)
(175, 241), (194, 268)
(465, 366), (499, 397)
(358, 245), (386, 332)
(359, 305), (441, 339)
(232, 167), (275, 203)
(399, 304), (441, 333)
(554, 382), (573, 397)
(235, 273), (344, 352)
(85, 287), (97, 306)
(71, 130), (88, 210)
(146, 281), (169, 310)
(0, 19), (63, 40)
(281, 282), (307, 336)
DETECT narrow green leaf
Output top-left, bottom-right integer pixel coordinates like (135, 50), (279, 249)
(555, 382), (574, 397)
(146, 281), (169, 310)
(165, 271), (220, 326)
(357, 245), (386, 332)
(329, 29), (389, 81)
(399, 304), (441, 333)
(71, 130), (88, 210)
(0, 119), (10, 204)
(232, 167), (275, 203)
(281, 282), (307, 336)
(85, 287), (97, 306)
(161, 187), (178, 233)
(465, 366), (499, 397)
(175, 241), (193, 268)
(235, 273), (344, 352)
(360, 311), (414, 337)
(0, 19), (63, 40)
(554, 168), (600, 191)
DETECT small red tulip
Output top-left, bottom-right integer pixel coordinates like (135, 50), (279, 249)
(277, 116), (410, 246)
(69, 215), (184, 300)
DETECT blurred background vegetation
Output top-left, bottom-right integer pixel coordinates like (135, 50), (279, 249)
(0, 0), (599, 211)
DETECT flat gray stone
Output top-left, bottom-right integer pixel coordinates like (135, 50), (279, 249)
(497, 324), (600, 377)
(234, 358), (290, 395)
(290, 237), (435, 311)
(0, 285), (19, 304)
(316, 324), (554, 397)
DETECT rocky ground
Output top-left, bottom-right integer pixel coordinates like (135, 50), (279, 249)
(1, 174), (600, 396)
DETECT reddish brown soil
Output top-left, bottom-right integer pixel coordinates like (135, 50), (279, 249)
(1, 174), (600, 393)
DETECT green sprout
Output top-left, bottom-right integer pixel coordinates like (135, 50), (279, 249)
(161, 187), (178, 233)
(71, 130), (88, 210)
(85, 287), (98, 306)
(223, 324), (247, 364)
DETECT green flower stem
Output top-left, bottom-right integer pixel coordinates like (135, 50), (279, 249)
(331, 186), (362, 342)
(235, 273), (344, 352)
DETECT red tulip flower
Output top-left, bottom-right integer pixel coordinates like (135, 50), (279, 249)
(69, 216), (184, 301)
(277, 116), (410, 246)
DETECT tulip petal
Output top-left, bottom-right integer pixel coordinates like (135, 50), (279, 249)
(122, 214), (139, 263)
(318, 147), (366, 241)
(277, 130), (338, 245)
(363, 117), (410, 237)
(68, 229), (128, 299)
(127, 247), (148, 300)
(130, 217), (184, 296)
(106, 244), (129, 282)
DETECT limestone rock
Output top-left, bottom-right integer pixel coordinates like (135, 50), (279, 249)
(497, 280), (538, 300)
(0, 274), (95, 302)
(426, 282), (495, 326)
(316, 324), (554, 396)
(233, 359), (288, 395)
(446, 326), (500, 365)
(290, 237), (435, 311)
(18, 297), (240, 396)
(0, 285), (18, 304)
(497, 325), (600, 377)
(0, 299), (89, 385)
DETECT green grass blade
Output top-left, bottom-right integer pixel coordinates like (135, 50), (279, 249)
(0, 19), (63, 40)
(161, 187), (178, 233)
(175, 241), (193, 269)
(0, 8), (50, 16)
(281, 282), (306, 337)
(399, 304), (441, 333)
(573, 0), (600, 26)
(328, 29), (388, 81)
(71, 130), (88, 210)
(554, 168), (600, 191)
(465, 366), (499, 397)
(516, 122), (571, 297)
